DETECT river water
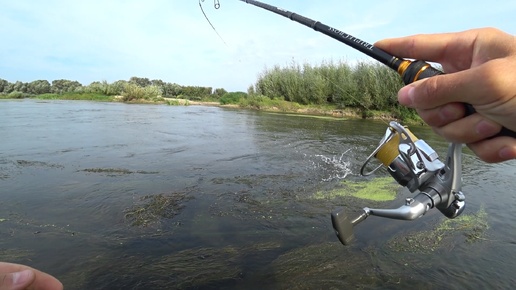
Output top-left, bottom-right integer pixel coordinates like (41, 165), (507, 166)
(1, 99), (515, 289)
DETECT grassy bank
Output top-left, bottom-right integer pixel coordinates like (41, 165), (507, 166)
(219, 92), (422, 124)
(1, 91), (421, 123)
(36, 93), (116, 101)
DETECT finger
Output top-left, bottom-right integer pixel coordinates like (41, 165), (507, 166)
(400, 60), (516, 133)
(0, 270), (34, 290)
(431, 114), (502, 144)
(416, 103), (465, 127)
(398, 71), (473, 109)
(398, 63), (501, 109)
(26, 270), (63, 290)
(0, 263), (63, 290)
(374, 30), (476, 64)
(468, 137), (516, 163)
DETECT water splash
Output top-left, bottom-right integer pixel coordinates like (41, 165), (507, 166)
(312, 149), (352, 182)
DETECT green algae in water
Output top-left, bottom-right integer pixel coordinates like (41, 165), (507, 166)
(124, 193), (194, 227)
(388, 206), (489, 253)
(81, 168), (159, 175)
(269, 242), (434, 289)
(314, 177), (399, 201)
(16, 160), (64, 169)
(0, 248), (33, 262)
(62, 242), (281, 289)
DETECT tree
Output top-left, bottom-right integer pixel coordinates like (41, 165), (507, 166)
(151, 79), (165, 87)
(121, 83), (162, 101)
(162, 82), (182, 97)
(51, 79), (82, 94)
(247, 85), (255, 95)
(27, 80), (51, 95)
(0, 79), (9, 93)
(110, 80), (127, 96)
(5, 81), (28, 94)
(85, 80), (127, 96)
(214, 88), (227, 98)
(180, 86), (212, 100)
(129, 77), (151, 87)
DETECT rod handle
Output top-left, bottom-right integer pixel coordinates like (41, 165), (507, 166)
(400, 60), (516, 138)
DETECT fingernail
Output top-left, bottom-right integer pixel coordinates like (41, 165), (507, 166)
(499, 147), (516, 160)
(476, 120), (500, 137)
(12, 270), (33, 286)
(398, 86), (415, 107)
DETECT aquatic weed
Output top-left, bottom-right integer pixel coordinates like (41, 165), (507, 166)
(313, 177), (399, 202)
(387, 205), (489, 253)
(124, 193), (194, 227)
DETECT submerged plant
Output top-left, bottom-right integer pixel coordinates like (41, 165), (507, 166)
(313, 177), (399, 202)
(388, 205), (489, 253)
(124, 193), (194, 227)
(80, 168), (159, 176)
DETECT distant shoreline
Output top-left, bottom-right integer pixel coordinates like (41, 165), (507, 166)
(2, 95), (422, 124)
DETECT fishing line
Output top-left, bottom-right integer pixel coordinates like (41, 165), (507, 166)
(199, 0), (228, 46)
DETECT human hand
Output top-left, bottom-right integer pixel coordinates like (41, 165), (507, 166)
(0, 262), (63, 290)
(375, 27), (516, 162)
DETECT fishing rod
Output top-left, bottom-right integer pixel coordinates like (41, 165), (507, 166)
(221, 0), (516, 245)
(237, 0), (516, 138)
(238, 0), (414, 79)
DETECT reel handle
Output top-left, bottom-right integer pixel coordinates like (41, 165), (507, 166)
(331, 208), (368, 245)
(399, 60), (516, 138)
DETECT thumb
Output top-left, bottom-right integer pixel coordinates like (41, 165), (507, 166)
(0, 270), (35, 290)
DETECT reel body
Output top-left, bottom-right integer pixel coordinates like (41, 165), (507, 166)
(331, 121), (466, 245)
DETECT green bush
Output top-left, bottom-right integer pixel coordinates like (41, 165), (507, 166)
(219, 92), (247, 105)
(86, 80), (125, 96)
(121, 83), (162, 102)
(35, 93), (112, 101)
(237, 95), (301, 112)
(213, 88), (227, 98)
(7, 91), (32, 99)
(180, 86), (212, 100)
(253, 60), (409, 119)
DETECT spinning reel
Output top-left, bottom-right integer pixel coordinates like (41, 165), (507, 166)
(331, 121), (466, 245)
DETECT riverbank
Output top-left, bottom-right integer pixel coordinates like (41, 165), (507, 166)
(161, 97), (421, 124)
(2, 93), (422, 124)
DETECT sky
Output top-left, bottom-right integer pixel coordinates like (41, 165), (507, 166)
(1, 0), (516, 92)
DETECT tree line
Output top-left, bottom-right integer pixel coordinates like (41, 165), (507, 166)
(0, 77), (225, 101)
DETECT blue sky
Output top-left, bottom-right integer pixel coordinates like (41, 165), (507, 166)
(1, 0), (515, 92)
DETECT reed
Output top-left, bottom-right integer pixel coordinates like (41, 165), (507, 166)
(252, 60), (418, 121)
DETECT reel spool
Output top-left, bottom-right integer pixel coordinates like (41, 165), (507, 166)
(360, 121), (444, 192)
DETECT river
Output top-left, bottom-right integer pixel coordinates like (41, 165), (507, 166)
(1, 99), (515, 289)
